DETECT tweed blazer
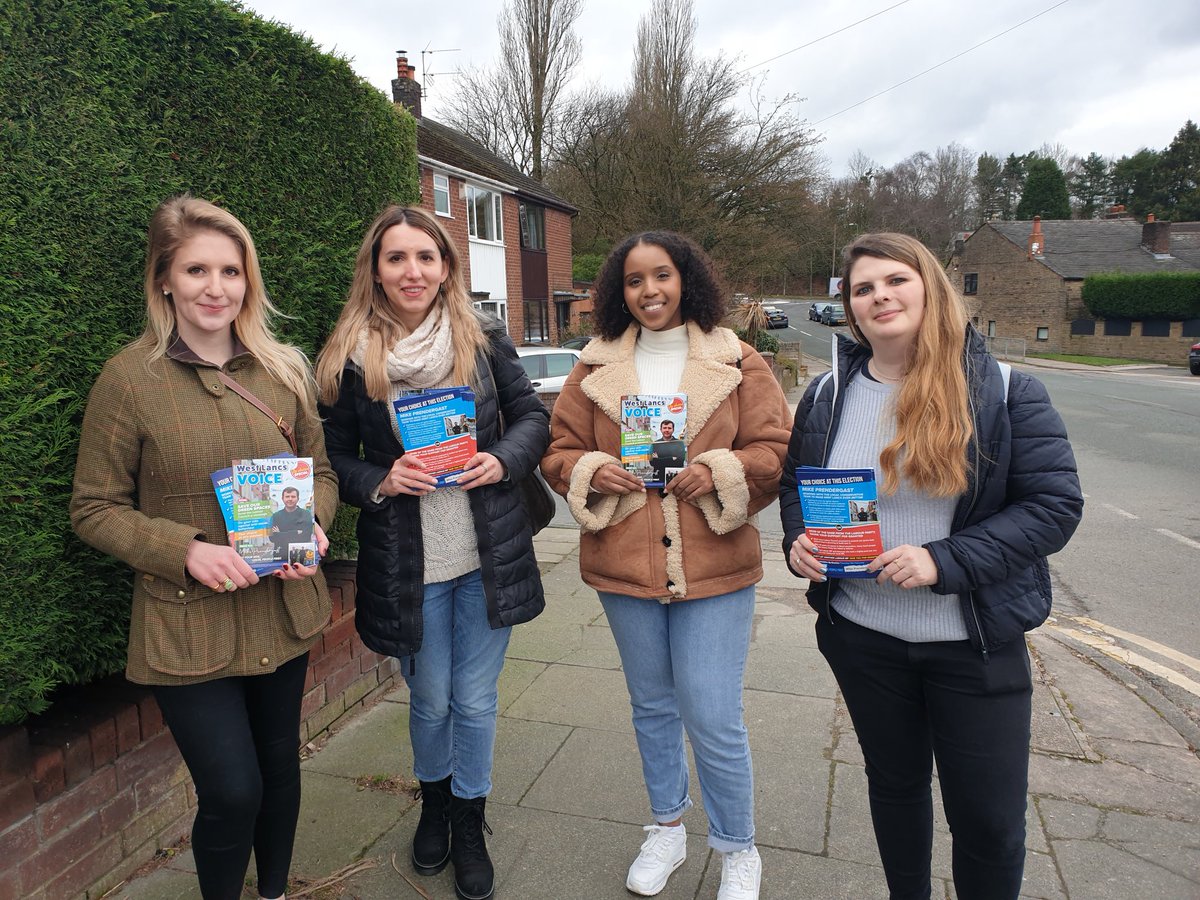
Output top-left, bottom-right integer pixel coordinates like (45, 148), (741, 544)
(542, 322), (791, 601)
(71, 339), (338, 685)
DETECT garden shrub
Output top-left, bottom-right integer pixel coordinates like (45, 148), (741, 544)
(0, 0), (419, 723)
(1081, 272), (1200, 320)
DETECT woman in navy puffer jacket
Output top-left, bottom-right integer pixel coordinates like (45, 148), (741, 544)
(780, 233), (1082, 900)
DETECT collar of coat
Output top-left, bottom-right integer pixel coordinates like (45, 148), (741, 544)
(578, 321), (743, 438)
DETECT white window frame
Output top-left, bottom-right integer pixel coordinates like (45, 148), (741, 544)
(474, 299), (507, 325)
(433, 173), (451, 217)
(466, 184), (504, 244)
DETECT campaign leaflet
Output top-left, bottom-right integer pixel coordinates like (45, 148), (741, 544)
(391, 387), (478, 487)
(225, 456), (321, 574)
(795, 466), (883, 578)
(620, 394), (687, 488)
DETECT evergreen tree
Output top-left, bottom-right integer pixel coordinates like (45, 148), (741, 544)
(1111, 148), (1161, 217)
(972, 152), (1005, 222)
(999, 152), (1032, 219)
(1151, 120), (1200, 221)
(1070, 152), (1112, 219)
(1017, 157), (1071, 219)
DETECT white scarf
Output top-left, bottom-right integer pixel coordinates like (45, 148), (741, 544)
(351, 304), (455, 388)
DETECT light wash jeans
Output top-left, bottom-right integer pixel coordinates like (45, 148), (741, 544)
(402, 569), (511, 799)
(599, 586), (756, 851)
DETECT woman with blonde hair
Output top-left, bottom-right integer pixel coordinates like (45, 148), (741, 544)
(72, 195), (337, 900)
(316, 205), (548, 900)
(780, 232), (1083, 899)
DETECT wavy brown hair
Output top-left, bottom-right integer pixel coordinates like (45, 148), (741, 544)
(592, 231), (726, 339)
(315, 206), (488, 404)
(841, 232), (972, 497)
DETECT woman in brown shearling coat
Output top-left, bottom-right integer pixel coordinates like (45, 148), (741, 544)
(542, 231), (790, 900)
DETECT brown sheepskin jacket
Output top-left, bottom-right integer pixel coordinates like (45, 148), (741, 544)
(542, 323), (790, 601)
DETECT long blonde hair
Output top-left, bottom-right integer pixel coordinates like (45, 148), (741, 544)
(841, 233), (972, 497)
(315, 206), (488, 404)
(137, 195), (310, 397)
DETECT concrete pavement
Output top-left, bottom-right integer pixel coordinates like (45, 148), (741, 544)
(113, 367), (1200, 899)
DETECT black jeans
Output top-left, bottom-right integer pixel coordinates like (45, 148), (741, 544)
(817, 615), (1032, 900)
(152, 651), (309, 900)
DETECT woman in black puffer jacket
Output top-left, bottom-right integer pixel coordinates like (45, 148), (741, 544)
(317, 207), (548, 900)
(780, 232), (1082, 900)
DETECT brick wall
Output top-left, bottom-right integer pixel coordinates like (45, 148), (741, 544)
(545, 207), (575, 344)
(958, 227), (1197, 364)
(502, 194), (524, 344)
(0, 563), (396, 900)
(416, 165), (474, 294)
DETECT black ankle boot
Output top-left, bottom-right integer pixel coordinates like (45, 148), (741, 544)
(411, 776), (452, 874)
(450, 794), (494, 900)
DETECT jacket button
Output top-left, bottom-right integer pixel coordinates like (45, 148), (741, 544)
(666, 580), (675, 589)
(259, 656), (270, 666)
(212, 383), (220, 390)
(662, 536), (672, 547)
(176, 589), (186, 599)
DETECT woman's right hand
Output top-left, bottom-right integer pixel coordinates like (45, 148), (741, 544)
(589, 463), (646, 495)
(185, 540), (260, 592)
(377, 453), (439, 496)
(788, 535), (827, 583)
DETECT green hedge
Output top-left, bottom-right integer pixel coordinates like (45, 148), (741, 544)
(1081, 272), (1200, 319)
(0, 0), (419, 723)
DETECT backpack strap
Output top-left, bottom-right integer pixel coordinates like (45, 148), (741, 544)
(997, 362), (1012, 402)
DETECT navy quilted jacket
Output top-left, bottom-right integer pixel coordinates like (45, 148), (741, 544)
(780, 330), (1083, 653)
(320, 324), (549, 659)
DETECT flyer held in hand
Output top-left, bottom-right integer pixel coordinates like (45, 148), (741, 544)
(392, 387), (478, 487)
(620, 394), (687, 488)
(795, 466), (883, 578)
(211, 454), (321, 574)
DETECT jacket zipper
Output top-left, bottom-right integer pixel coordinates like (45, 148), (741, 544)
(961, 351), (988, 661)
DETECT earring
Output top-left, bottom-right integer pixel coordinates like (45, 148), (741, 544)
(622, 303), (629, 314)
(163, 290), (172, 298)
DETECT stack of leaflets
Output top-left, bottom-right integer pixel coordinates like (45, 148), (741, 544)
(391, 387), (478, 487)
(794, 466), (883, 578)
(211, 454), (321, 574)
(620, 394), (687, 488)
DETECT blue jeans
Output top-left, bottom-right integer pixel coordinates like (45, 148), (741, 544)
(402, 569), (511, 799)
(599, 587), (756, 852)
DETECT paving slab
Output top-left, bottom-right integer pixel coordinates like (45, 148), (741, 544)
(504, 663), (635, 732)
(291, 770), (407, 874)
(1052, 837), (1200, 900)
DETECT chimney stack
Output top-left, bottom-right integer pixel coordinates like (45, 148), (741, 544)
(1141, 215), (1172, 256)
(1027, 216), (1045, 259)
(391, 50), (421, 119)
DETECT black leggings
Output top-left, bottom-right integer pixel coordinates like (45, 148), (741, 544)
(817, 615), (1032, 900)
(152, 652), (309, 900)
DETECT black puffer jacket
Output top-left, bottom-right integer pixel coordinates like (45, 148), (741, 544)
(780, 329), (1083, 653)
(320, 324), (549, 658)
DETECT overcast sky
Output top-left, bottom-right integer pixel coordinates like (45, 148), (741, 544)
(239, 0), (1200, 177)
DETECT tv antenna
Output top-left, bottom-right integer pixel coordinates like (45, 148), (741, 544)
(421, 43), (461, 100)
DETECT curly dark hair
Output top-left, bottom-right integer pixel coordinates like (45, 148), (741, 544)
(592, 231), (727, 339)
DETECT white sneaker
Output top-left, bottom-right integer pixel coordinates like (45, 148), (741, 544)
(625, 823), (687, 896)
(717, 845), (761, 900)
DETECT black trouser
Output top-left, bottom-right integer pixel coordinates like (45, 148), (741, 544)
(817, 615), (1032, 900)
(152, 651), (309, 900)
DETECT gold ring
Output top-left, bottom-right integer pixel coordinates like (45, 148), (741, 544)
(223, 578), (236, 591)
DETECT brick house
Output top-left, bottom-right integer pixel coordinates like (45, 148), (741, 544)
(392, 53), (579, 345)
(952, 216), (1200, 364)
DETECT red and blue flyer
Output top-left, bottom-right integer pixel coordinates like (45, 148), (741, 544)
(620, 394), (687, 488)
(392, 387), (478, 487)
(222, 455), (321, 575)
(795, 466), (883, 578)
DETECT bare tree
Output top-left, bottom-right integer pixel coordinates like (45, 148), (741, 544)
(443, 0), (583, 178)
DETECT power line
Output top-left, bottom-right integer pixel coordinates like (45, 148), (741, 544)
(739, 1), (914, 74)
(814, 0), (1073, 125)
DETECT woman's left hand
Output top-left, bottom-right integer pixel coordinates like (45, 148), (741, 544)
(664, 463), (714, 504)
(457, 451), (506, 490)
(274, 522), (329, 581)
(868, 544), (938, 589)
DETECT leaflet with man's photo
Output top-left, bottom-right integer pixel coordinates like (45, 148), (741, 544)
(795, 466), (883, 578)
(620, 394), (687, 488)
(391, 387), (478, 487)
(221, 456), (320, 575)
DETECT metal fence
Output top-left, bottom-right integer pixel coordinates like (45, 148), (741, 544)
(985, 336), (1027, 361)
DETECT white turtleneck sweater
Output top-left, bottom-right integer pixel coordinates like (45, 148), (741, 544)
(634, 324), (688, 394)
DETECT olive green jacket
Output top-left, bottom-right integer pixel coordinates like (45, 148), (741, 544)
(71, 339), (338, 685)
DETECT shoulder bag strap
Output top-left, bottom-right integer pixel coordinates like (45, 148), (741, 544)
(214, 370), (298, 454)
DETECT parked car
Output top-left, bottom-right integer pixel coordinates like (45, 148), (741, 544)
(809, 301), (832, 322)
(763, 305), (789, 329)
(560, 335), (593, 351)
(821, 303), (847, 326)
(1190, 341), (1200, 376)
(516, 346), (583, 394)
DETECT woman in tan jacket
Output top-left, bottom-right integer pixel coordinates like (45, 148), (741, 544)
(542, 231), (790, 900)
(71, 196), (337, 900)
